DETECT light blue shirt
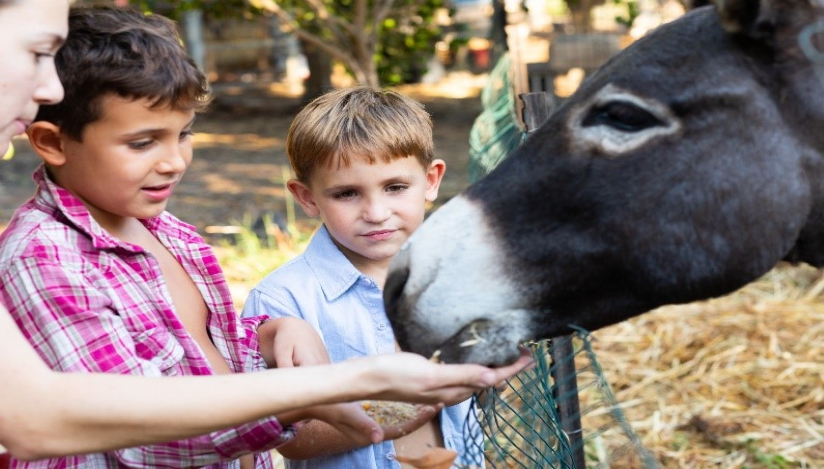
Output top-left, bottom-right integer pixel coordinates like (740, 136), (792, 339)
(242, 225), (482, 469)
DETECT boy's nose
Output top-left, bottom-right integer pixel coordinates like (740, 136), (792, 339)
(362, 199), (391, 223)
(33, 62), (64, 105)
(158, 146), (190, 173)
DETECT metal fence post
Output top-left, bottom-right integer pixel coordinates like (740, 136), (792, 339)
(519, 91), (585, 469)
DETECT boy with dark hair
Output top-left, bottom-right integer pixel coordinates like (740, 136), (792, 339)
(2, 7), (354, 469)
(242, 86), (481, 469)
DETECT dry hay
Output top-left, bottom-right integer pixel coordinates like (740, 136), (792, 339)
(361, 400), (419, 427)
(581, 263), (824, 468)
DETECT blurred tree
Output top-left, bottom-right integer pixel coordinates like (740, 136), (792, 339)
(129, 0), (259, 19)
(565, 0), (603, 31)
(563, 0), (641, 32)
(130, 0), (447, 100)
(251, 0), (447, 94)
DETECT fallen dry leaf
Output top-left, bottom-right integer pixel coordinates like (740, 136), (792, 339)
(394, 448), (458, 469)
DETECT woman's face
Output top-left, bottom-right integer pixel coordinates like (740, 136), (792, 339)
(0, 0), (68, 155)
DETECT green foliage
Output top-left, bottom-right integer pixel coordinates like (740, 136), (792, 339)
(131, 0), (447, 86)
(213, 216), (313, 311)
(129, 0), (262, 20)
(375, 0), (447, 85)
(742, 440), (796, 469)
(277, 0), (447, 85)
(613, 0), (640, 29)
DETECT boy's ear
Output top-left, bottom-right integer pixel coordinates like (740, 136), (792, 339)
(424, 159), (447, 202)
(286, 179), (320, 217)
(26, 122), (67, 166)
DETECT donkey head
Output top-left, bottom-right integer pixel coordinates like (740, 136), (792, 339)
(385, 0), (824, 365)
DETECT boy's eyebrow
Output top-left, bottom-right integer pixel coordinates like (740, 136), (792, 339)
(377, 174), (416, 186)
(322, 174), (416, 194)
(384, 174), (415, 183)
(322, 184), (356, 195)
(121, 116), (197, 137)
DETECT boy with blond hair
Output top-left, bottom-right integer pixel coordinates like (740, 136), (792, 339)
(242, 86), (481, 468)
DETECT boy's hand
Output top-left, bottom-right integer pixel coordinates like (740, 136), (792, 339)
(258, 317), (330, 368)
(378, 404), (440, 441)
(275, 402), (386, 459)
(275, 402), (440, 459)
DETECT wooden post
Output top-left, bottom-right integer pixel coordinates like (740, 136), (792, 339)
(519, 92), (550, 133)
(550, 336), (586, 469)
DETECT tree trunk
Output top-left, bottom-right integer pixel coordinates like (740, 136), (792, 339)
(490, 0), (508, 64)
(181, 10), (206, 73)
(567, 0), (605, 32)
(300, 39), (333, 104)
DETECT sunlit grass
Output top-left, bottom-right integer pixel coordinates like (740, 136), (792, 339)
(214, 213), (317, 311)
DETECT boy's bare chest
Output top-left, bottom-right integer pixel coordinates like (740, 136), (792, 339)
(138, 234), (234, 375)
(147, 241), (206, 323)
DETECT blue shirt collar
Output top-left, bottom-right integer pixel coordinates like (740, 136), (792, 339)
(303, 225), (370, 302)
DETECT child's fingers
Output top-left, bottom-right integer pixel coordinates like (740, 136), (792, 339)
(333, 403), (385, 445)
(272, 343), (296, 368)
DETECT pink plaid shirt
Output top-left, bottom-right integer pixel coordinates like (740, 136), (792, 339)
(0, 167), (293, 468)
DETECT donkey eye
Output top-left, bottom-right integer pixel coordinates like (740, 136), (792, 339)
(581, 101), (664, 132)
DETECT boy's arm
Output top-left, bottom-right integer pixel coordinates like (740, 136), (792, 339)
(276, 405), (440, 460)
(0, 257), (292, 466)
(245, 288), (330, 368)
(256, 317), (330, 368)
(245, 287), (386, 459)
(276, 420), (357, 459)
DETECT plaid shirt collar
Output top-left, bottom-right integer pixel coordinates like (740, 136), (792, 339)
(32, 164), (201, 251)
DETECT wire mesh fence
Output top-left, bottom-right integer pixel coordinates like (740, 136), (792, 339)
(461, 331), (659, 469)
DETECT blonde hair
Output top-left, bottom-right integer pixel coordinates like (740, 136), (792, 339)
(286, 86), (434, 183)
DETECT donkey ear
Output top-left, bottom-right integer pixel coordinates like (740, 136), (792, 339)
(712, 0), (772, 36)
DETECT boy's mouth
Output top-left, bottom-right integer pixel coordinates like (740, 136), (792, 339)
(142, 182), (176, 201)
(363, 229), (396, 241)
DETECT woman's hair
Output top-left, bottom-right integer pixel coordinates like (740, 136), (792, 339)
(34, 6), (210, 140)
(286, 86), (434, 183)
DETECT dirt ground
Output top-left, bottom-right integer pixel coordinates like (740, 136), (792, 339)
(0, 73), (489, 241)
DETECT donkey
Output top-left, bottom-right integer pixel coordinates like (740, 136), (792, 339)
(384, 0), (824, 366)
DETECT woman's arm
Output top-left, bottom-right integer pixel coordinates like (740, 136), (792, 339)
(0, 310), (532, 461)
